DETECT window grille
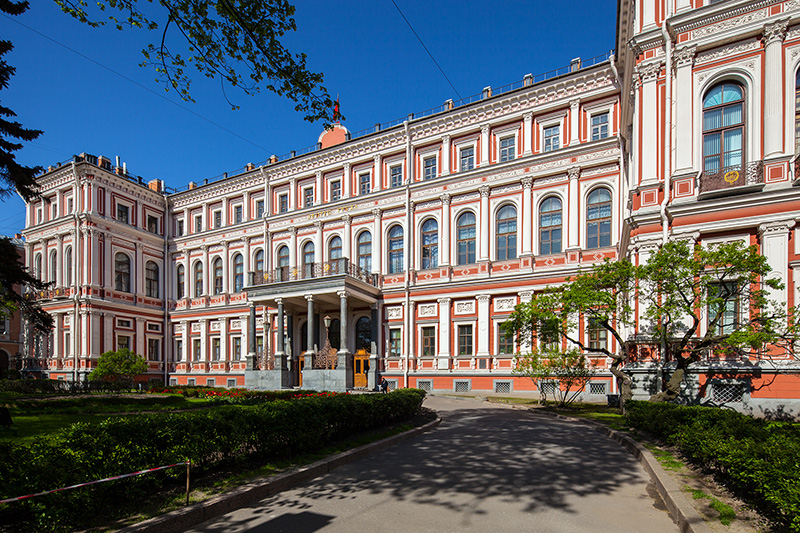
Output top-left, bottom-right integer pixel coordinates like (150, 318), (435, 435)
(206, 379), (215, 388)
(589, 382), (607, 395)
(494, 381), (511, 394)
(169, 378), (177, 386)
(187, 378), (196, 386)
(540, 381), (556, 395)
(712, 382), (744, 403)
(417, 380), (433, 392)
(386, 379), (398, 391)
(227, 379), (237, 388)
(454, 380), (471, 392)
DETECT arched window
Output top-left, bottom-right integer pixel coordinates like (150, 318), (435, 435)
(193, 261), (203, 297)
(702, 82), (744, 174)
(421, 219), (438, 270)
(356, 316), (371, 351)
(587, 188), (612, 249)
(254, 250), (264, 273)
(213, 257), (223, 295)
(357, 231), (372, 272)
(277, 245), (289, 281)
(496, 205), (517, 261)
(232, 253), (244, 293)
(388, 225), (404, 274)
(303, 241), (315, 277)
(456, 212), (476, 265)
(65, 247), (73, 285)
(34, 253), (42, 280)
(176, 264), (185, 298)
(49, 251), (57, 283)
(114, 253), (130, 292)
(539, 197), (562, 255)
(329, 236), (342, 260)
(145, 261), (159, 298)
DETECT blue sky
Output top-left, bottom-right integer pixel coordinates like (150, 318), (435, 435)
(1, 0), (616, 236)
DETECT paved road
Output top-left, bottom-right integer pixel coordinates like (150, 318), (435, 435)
(187, 396), (678, 532)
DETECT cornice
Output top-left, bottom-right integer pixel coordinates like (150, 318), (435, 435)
(671, 0), (783, 34)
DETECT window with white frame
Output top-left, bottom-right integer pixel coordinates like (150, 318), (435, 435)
(359, 173), (371, 195)
(499, 136), (516, 162)
(213, 210), (222, 229)
(421, 219), (438, 270)
(357, 231), (372, 272)
(539, 197), (562, 255)
(303, 187), (314, 208)
(194, 215), (203, 233)
(147, 215), (159, 234)
(421, 326), (436, 356)
(586, 188), (612, 249)
(389, 328), (402, 357)
(390, 165), (403, 187)
(115, 253), (131, 292)
(117, 204), (130, 224)
(212, 338), (221, 361)
(278, 194), (288, 213)
(67, 197), (73, 214)
(213, 258), (223, 295)
(423, 157), (436, 180)
(233, 253), (244, 293)
(458, 325), (473, 355)
(176, 219), (184, 236)
(117, 335), (130, 351)
(192, 338), (201, 361)
(176, 264), (185, 298)
(330, 180), (341, 201)
(544, 125), (560, 152)
(497, 322), (514, 355)
(145, 261), (159, 298)
(388, 225), (404, 274)
(459, 145), (474, 171)
(256, 200), (264, 218)
(148, 338), (160, 361)
(233, 336), (242, 359)
(456, 212), (476, 265)
(591, 112), (609, 141)
(496, 205), (517, 261)
(194, 261), (203, 297)
(587, 317), (607, 351)
(709, 281), (740, 335)
(234, 205), (243, 223)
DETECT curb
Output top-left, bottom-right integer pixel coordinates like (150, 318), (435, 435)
(119, 417), (442, 533)
(536, 411), (713, 533)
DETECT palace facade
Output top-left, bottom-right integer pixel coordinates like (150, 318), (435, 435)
(20, 0), (800, 415)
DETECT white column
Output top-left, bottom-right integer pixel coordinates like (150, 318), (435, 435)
(373, 155), (382, 191)
(342, 215), (352, 260)
(80, 309), (89, 357)
(440, 194), (451, 266)
(759, 221), (795, 311)
(104, 314), (113, 354)
(243, 191), (250, 220)
(476, 294), (490, 357)
(569, 99), (580, 145)
(203, 245), (210, 296)
(640, 63), (661, 182)
(479, 186), (490, 261)
(181, 320), (189, 361)
(220, 319), (228, 363)
(242, 238), (251, 281)
(642, 0), (655, 29)
(53, 313), (62, 357)
(135, 317), (145, 358)
(289, 227), (298, 271)
(41, 241), (49, 284)
(521, 178), (533, 255)
(518, 291), (533, 353)
(674, 46), (696, 172)
(567, 167), (580, 249)
(221, 197), (229, 226)
(315, 171), (323, 203)
(372, 208), (382, 274)
(56, 235), (64, 287)
(200, 319), (209, 362)
(407, 301), (416, 365)
(441, 135), (451, 176)
(240, 313), (251, 361)
(764, 20), (788, 159)
(480, 124), (490, 166)
(314, 221), (323, 263)
(342, 163), (351, 199)
(523, 112), (533, 155)
(437, 297), (451, 370)
(289, 178), (297, 211)
(221, 241), (229, 294)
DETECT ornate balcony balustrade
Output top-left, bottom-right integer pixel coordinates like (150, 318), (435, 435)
(249, 258), (380, 288)
(698, 160), (763, 195)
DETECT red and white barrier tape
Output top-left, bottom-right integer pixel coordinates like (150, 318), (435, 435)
(0, 461), (190, 504)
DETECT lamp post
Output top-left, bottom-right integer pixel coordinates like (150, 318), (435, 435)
(320, 315), (334, 369)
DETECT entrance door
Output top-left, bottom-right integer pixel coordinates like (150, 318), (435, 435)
(353, 349), (369, 388)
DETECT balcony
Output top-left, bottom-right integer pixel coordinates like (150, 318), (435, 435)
(249, 258), (380, 289)
(698, 161), (763, 199)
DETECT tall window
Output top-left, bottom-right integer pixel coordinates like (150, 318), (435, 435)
(233, 337), (242, 360)
(255, 250), (264, 273)
(213, 211), (222, 228)
(117, 204), (129, 224)
(499, 136), (516, 162)
(192, 338), (201, 361)
(456, 212), (476, 265)
(422, 326), (436, 356)
(279, 194), (288, 213)
(65, 247), (73, 285)
(176, 219), (184, 236)
(421, 219), (438, 270)
(591, 112), (609, 141)
(49, 251), (57, 283)
(498, 323), (514, 355)
(390, 165), (403, 187)
(388, 226), (404, 274)
(539, 197), (562, 255)
(145, 261), (159, 298)
(277, 245), (289, 281)
(711, 281), (739, 335)
(460, 146), (474, 171)
(496, 205), (517, 261)
(256, 200), (265, 218)
(234, 205), (243, 223)
(389, 329), (402, 357)
(212, 338), (221, 361)
(233, 253), (244, 293)
(213, 258), (223, 295)
(357, 231), (372, 272)
(329, 236), (342, 261)
(303, 188), (314, 208)
(458, 325), (473, 355)
(423, 157), (436, 180)
(194, 215), (202, 233)
(544, 125), (560, 152)
(702, 82), (744, 174)
(148, 338), (160, 361)
(356, 316), (371, 351)
(177, 264), (185, 298)
(114, 253), (130, 292)
(302, 241), (315, 276)
(359, 173), (371, 195)
(194, 261), (203, 297)
(147, 215), (158, 233)
(586, 188), (612, 249)
(34, 253), (41, 280)
(330, 180), (341, 201)
(587, 318), (607, 351)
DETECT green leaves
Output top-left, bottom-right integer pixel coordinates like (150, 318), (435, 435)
(87, 348), (147, 386)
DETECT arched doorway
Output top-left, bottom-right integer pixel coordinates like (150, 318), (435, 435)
(353, 317), (371, 388)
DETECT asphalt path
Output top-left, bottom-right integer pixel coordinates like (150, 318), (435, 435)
(187, 396), (678, 532)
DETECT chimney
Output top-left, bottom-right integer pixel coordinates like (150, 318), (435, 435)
(482, 86), (492, 99)
(570, 57), (582, 72)
(269, 155), (278, 164)
(523, 73), (533, 87)
(188, 181), (196, 190)
(148, 179), (163, 193)
(246, 162), (255, 171)
(444, 99), (454, 110)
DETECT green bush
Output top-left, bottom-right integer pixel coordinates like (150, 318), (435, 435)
(626, 401), (800, 530)
(0, 388), (426, 532)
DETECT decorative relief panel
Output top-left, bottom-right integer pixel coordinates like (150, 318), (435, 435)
(454, 300), (475, 315)
(174, 323), (183, 334)
(695, 40), (760, 65)
(386, 306), (403, 319)
(494, 297), (516, 312)
(210, 321), (221, 332)
(230, 319), (242, 329)
(418, 303), (437, 317)
(191, 323), (201, 332)
(692, 8), (768, 39)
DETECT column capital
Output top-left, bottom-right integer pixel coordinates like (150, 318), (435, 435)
(521, 177), (533, 189)
(476, 294), (491, 302)
(569, 98), (580, 110)
(275, 297), (283, 305)
(342, 214), (352, 224)
(315, 170), (322, 180)
(304, 294), (314, 302)
(638, 61), (662, 83)
(313, 220), (323, 229)
(337, 290), (349, 299)
(373, 154), (381, 163)
(437, 297), (451, 305)
(523, 111), (533, 121)
(442, 134), (451, 144)
(481, 124), (490, 135)
(371, 208), (382, 219)
(759, 219), (796, 237)
(763, 19), (789, 46)
(343, 162), (351, 172)
(439, 193), (451, 205)
(568, 166), (581, 180)
(479, 185), (491, 198)
(288, 227), (298, 236)
(674, 45), (696, 68)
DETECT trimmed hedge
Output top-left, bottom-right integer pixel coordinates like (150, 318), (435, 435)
(0, 388), (426, 532)
(625, 401), (800, 531)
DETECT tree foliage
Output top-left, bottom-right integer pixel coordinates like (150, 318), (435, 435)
(505, 240), (795, 406)
(88, 348), (148, 386)
(55, 0), (339, 123)
(513, 347), (597, 406)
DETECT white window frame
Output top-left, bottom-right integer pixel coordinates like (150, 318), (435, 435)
(212, 209), (222, 229)
(329, 179), (341, 201)
(117, 335), (131, 351)
(175, 217), (184, 237)
(454, 320), (476, 357)
(255, 199), (265, 218)
(300, 186), (314, 208)
(387, 327), (403, 358)
(538, 112), (566, 153)
(579, 180), (617, 251)
(194, 214), (203, 233)
(115, 201), (132, 225)
(583, 100), (615, 142)
(456, 139), (478, 172)
(417, 147), (438, 182)
(493, 124), (520, 163)
(493, 319), (514, 356)
(232, 203), (243, 224)
(418, 323), (438, 357)
(358, 171), (372, 195)
(278, 193), (289, 213)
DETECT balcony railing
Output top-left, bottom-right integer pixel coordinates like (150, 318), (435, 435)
(698, 161), (763, 195)
(249, 258), (380, 288)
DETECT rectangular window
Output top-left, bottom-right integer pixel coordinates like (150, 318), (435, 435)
(390, 165), (403, 187)
(458, 325), (473, 356)
(330, 181), (341, 201)
(227, 378), (237, 388)
(359, 173), (371, 195)
(588, 318), (608, 351)
(711, 281), (739, 335)
(423, 158), (436, 180)
(176, 340), (182, 362)
(591, 112), (609, 141)
(279, 194), (288, 213)
(117, 335), (130, 351)
(256, 200), (265, 218)
(51, 203), (58, 219)
(192, 339), (201, 361)
(498, 323), (514, 354)
(459, 146), (474, 171)
(65, 333), (71, 357)
(67, 198), (73, 214)
(234, 205), (243, 223)
(257, 336), (264, 357)
(544, 125), (560, 152)
(499, 136), (516, 162)
(147, 215), (158, 234)
(213, 210), (222, 229)
(212, 338), (221, 361)
(0, 318), (7, 335)
(233, 337), (242, 360)
(422, 326), (435, 356)
(303, 188), (314, 208)
(176, 219), (184, 237)
(389, 329), (402, 357)
(187, 378), (196, 386)
(117, 205), (129, 224)
(148, 338), (160, 361)
(195, 215), (203, 233)
(539, 318), (560, 351)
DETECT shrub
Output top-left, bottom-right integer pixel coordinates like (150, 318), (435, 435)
(625, 401), (800, 530)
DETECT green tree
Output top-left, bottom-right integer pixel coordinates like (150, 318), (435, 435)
(513, 347), (597, 406)
(55, 0), (338, 123)
(88, 348), (148, 387)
